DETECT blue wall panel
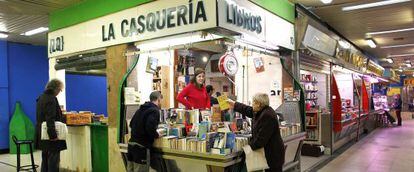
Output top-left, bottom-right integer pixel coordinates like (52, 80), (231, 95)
(0, 40), (9, 149)
(7, 43), (48, 124)
(65, 74), (107, 116)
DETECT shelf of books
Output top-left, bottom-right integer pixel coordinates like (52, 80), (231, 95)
(152, 107), (304, 157)
(305, 110), (321, 144)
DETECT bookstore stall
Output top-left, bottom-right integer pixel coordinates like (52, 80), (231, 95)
(47, 0), (304, 171)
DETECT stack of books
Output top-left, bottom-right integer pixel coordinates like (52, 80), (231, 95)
(235, 137), (249, 152)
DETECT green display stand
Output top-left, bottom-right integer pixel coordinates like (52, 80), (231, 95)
(90, 124), (108, 172)
(9, 102), (35, 154)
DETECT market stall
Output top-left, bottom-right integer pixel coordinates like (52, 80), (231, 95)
(47, 0), (302, 171)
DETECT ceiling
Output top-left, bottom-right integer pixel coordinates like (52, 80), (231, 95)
(0, 0), (81, 45)
(293, 0), (414, 73)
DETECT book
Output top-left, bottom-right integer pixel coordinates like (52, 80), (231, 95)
(211, 148), (221, 155)
(198, 122), (209, 139)
(206, 132), (218, 152)
(212, 106), (222, 122)
(226, 132), (235, 150)
(217, 95), (230, 110)
(177, 138), (187, 151)
(217, 132), (226, 149)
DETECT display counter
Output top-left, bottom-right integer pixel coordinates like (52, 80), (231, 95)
(119, 132), (306, 172)
(60, 124), (108, 172)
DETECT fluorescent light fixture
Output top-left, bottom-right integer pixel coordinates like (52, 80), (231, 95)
(386, 58), (394, 64)
(368, 27), (414, 35)
(21, 27), (49, 36)
(388, 53), (414, 58)
(338, 40), (351, 49)
(365, 39), (377, 48)
(0, 33), (7, 38)
(342, 0), (411, 11)
(381, 43), (414, 49)
(320, 0), (333, 4)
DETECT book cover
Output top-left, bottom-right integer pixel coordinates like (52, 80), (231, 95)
(198, 122), (209, 139)
(226, 132), (235, 150)
(217, 95), (230, 110)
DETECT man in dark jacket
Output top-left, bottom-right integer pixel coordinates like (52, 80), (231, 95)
(228, 93), (285, 172)
(206, 85), (218, 106)
(128, 91), (164, 171)
(394, 94), (403, 126)
(35, 79), (67, 172)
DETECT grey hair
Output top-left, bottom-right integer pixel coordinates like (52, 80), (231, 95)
(150, 91), (163, 102)
(45, 79), (63, 93)
(252, 93), (269, 108)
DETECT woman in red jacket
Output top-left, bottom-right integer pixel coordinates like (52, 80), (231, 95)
(177, 68), (211, 110)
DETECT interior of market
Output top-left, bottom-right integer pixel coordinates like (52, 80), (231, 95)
(0, 0), (413, 172)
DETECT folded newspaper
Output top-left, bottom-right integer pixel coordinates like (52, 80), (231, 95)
(41, 121), (68, 140)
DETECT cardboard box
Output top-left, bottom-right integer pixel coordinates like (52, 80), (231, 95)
(66, 113), (92, 125)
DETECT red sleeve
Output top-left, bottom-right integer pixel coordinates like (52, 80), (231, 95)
(177, 85), (192, 109)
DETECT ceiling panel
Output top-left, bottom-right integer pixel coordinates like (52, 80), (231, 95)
(295, 0), (414, 72)
(0, 0), (81, 45)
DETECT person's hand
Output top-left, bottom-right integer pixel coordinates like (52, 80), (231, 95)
(227, 99), (235, 109)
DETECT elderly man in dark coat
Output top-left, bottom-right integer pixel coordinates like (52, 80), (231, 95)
(35, 79), (67, 172)
(228, 93), (285, 172)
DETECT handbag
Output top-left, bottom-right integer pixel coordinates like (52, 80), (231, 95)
(41, 121), (68, 140)
(243, 145), (269, 171)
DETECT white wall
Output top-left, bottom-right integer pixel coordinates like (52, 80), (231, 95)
(234, 49), (283, 109)
(334, 72), (354, 104)
(135, 50), (174, 107)
(49, 58), (66, 109)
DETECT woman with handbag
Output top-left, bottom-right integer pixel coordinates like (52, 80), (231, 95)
(228, 93), (285, 172)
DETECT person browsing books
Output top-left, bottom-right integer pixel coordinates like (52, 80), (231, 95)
(228, 93), (285, 172)
(128, 91), (165, 172)
(177, 68), (211, 110)
(35, 79), (67, 172)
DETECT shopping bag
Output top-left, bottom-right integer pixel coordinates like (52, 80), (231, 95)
(41, 121), (68, 140)
(243, 145), (269, 172)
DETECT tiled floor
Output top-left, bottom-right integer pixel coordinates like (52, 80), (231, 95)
(302, 154), (330, 171)
(319, 120), (414, 172)
(0, 150), (41, 172)
(1, 120), (414, 172)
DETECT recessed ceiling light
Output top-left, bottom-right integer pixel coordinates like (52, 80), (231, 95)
(365, 38), (377, 48)
(21, 27), (49, 36)
(202, 56), (208, 63)
(0, 33), (8, 38)
(381, 43), (414, 49)
(320, 0), (333, 4)
(367, 27), (414, 35)
(388, 53), (414, 58)
(342, 0), (411, 11)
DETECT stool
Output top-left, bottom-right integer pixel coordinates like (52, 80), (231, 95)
(12, 135), (38, 172)
(128, 142), (151, 171)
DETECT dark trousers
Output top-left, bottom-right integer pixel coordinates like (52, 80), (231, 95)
(384, 111), (395, 123)
(396, 110), (402, 126)
(41, 150), (60, 172)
